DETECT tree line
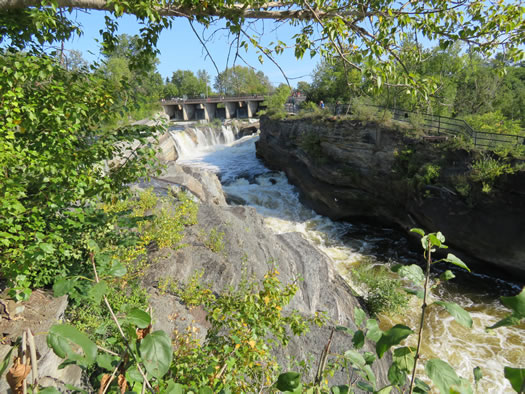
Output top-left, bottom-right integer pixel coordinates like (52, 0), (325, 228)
(301, 40), (525, 133)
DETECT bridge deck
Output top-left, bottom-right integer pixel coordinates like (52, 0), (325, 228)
(162, 95), (265, 105)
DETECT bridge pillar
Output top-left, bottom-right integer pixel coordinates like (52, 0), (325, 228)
(204, 103), (217, 120)
(182, 103), (195, 121)
(247, 101), (259, 118)
(224, 102), (237, 119)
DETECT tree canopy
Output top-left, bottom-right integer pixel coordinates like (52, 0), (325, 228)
(1, 0), (523, 94)
(214, 65), (272, 95)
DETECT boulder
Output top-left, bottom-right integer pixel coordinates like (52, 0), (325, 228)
(237, 125), (259, 138)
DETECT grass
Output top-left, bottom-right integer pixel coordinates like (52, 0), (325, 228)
(351, 259), (409, 316)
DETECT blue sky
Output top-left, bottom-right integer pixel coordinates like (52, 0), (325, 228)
(64, 11), (320, 87)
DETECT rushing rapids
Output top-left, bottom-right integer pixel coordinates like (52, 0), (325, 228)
(168, 122), (524, 392)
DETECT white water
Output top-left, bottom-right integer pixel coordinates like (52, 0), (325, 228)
(170, 123), (524, 393)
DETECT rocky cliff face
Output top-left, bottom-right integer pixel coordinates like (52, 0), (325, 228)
(256, 116), (525, 279)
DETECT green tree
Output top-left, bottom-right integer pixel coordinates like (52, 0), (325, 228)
(100, 34), (164, 120)
(0, 52), (163, 290)
(214, 65), (272, 95)
(307, 60), (362, 104)
(170, 69), (206, 97)
(63, 49), (88, 71)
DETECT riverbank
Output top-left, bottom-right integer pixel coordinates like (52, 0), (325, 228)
(256, 115), (525, 279)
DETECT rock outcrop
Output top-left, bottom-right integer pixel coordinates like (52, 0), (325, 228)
(256, 116), (525, 279)
(0, 163), (391, 390)
(138, 165), (392, 387)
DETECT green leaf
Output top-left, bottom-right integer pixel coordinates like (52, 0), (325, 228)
(444, 254), (470, 272)
(501, 287), (525, 317)
(108, 261), (127, 277)
(354, 307), (366, 328)
(126, 366), (144, 384)
(428, 233), (444, 248)
(473, 366), (482, 383)
(39, 388), (61, 394)
(96, 353), (117, 371)
(165, 381), (185, 394)
(86, 239), (100, 252)
(388, 362), (406, 386)
(88, 281), (108, 303)
(425, 358), (463, 393)
(376, 387), (393, 394)
(352, 330), (365, 349)
(126, 308), (152, 328)
(53, 278), (74, 297)
(504, 367), (525, 393)
(199, 387), (213, 394)
(413, 378), (431, 393)
(39, 242), (55, 254)
(344, 350), (366, 368)
(363, 351), (376, 365)
(47, 324), (97, 366)
(392, 346), (415, 372)
(356, 380), (374, 392)
(404, 288), (424, 299)
(335, 325), (353, 335)
(276, 371), (301, 391)
(397, 264), (425, 284)
(439, 270), (456, 282)
(330, 385), (349, 394)
(410, 228), (425, 237)
(433, 301), (473, 328)
(376, 324), (413, 358)
(0, 343), (17, 377)
(140, 330), (173, 379)
(365, 319), (383, 342)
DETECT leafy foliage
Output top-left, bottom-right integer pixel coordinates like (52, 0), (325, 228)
(0, 52), (163, 290)
(214, 65), (272, 95)
(352, 262), (409, 316)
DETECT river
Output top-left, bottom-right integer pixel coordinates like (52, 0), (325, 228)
(170, 122), (524, 393)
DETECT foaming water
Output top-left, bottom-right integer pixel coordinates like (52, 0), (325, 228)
(169, 125), (524, 392)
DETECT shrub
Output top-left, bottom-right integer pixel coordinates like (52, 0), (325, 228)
(463, 111), (523, 136)
(352, 261), (409, 316)
(0, 53), (163, 293)
(470, 154), (514, 192)
(351, 96), (379, 121)
(203, 227), (226, 253)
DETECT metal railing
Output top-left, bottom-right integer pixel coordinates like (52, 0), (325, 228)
(304, 103), (524, 149)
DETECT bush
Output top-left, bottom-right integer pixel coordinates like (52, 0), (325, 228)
(0, 53), (163, 293)
(463, 111), (523, 136)
(351, 96), (379, 121)
(298, 101), (323, 117)
(352, 261), (409, 316)
(470, 154), (515, 193)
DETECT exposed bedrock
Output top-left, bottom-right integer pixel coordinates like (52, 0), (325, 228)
(255, 116), (525, 279)
(138, 164), (392, 387)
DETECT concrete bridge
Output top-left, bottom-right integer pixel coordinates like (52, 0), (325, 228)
(161, 95), (265, 121)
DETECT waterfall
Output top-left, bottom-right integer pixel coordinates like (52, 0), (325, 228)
(169, 124), (238, 159)
(163, 123), (523, 393)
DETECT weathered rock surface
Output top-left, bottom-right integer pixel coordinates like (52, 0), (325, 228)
(0, 291), (83, 392)
(142, 202), (391, 386)
(0, 159), (391, 390)
(256, 116), (525, 279)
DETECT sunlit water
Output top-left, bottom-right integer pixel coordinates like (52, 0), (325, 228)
(170, 123), (524, 393)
